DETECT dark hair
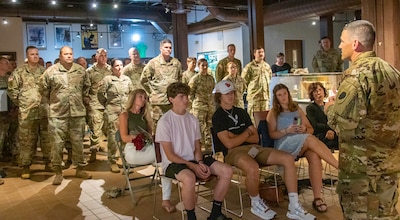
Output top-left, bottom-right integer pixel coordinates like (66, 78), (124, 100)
(253, 46), (264, 53)
(160, 38), (172, 47)
(214, 93), (222, 104)
(276, 52), (285, 57)
(110, 58), (122, 67)
(167, 82), (190, 99)
(271, 83), (298, 116)
(227, 44), (235, 50)
(308, 82), (327, 101)
(26, 46), (38, 54)
(197, 58), (208, 66)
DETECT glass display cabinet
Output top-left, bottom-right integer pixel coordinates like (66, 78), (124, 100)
(270, 72), (342, 111)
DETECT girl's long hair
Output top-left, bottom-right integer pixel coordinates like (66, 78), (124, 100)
(125, 89), (149, 119)
(271, 83), (298, 116)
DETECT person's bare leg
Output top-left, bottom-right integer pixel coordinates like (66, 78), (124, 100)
(266, 150), (298, 193)
(304, 150), (323, 199)
(175, 169), (196, 210)
(208, 161), (233, 201)
(302, 136), (338, 169)
(235, 156), (260, 196)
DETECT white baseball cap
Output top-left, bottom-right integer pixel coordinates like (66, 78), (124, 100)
(213, 80), (235, 94)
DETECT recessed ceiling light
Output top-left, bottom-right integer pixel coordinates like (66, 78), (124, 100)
(312, 21), (316, 26)
(11, 0), (17, 3)
(3, 18), (8, 25)
(51, 0), (56, 5)
(92, 3), (97, 8)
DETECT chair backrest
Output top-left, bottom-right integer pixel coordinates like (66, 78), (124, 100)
(210, 127), (228, 156)
(253, 110), (269, 128)
(257, 120), (275, 148)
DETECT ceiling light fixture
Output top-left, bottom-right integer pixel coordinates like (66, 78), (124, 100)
(92, 2), (97, 8)
(100, 33), (103, 38)
(51, 0), (56, 5)
(113, 3), (118, 9)
(11, 0), (17, 3)
(2, 18), (8, 25)
(90, 20), (94, 27)
(76, 32), (81, 38)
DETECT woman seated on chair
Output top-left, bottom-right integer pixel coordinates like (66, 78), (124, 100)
(306, 82), (339, 151)
(119, 89), (154, 165)
(266, 83), (339, 213)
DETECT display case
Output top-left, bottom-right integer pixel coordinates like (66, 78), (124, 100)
(270, 72), (342, 111)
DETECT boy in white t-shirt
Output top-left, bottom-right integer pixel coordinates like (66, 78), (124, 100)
(156, 82), (233, 220)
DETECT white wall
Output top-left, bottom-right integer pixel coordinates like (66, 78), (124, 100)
(0, 17), (24, 66)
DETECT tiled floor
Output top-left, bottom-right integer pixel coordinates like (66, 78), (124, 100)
(0, 143), (398, 220)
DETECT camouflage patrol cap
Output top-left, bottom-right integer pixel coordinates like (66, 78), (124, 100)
(213, 80), (235, 94)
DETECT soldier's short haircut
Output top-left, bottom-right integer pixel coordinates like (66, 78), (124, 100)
(25, 46), (38, 54)
(110, 58), (122, 67)
(128, 47), (138, 55)
(253, 46), (264, 53)
(167, 82), (190, 99)
(0, 56), (9, 63)
(276, 52), (285, 57)
(186, 57), (196, 63)
(227, 44), (235, 50)
(96, 48), (107, 57)
(197, 58), (208, 66)
(160, 38), (172, 47)
(59, 46), (73, 55)
(344, 20), (375, 49)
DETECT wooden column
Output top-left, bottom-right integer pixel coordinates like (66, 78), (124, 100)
(362, 0), (400, 69)
(247, 0), (264, 60)
(319, 15), (333, 41)
(172, 13), (188, 70)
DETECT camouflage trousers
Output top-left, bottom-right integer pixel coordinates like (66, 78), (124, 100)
(87, 108), (106, 150)
(19, 118), (51, 166)
(106, 112), (120, 163)
(191, 108), (213, 152)
(337, 173), (399, 220)
(247, 100), (269, 125)
(49, 117), (85, 166)
(151, 104), (172, 134)
(0, 113), (10, 158)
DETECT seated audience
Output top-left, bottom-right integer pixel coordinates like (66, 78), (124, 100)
(212, 80), (315, 220)
(156, 82), (233, 220)
(306, 82), (338, 151)
(266, 83), (339, 213)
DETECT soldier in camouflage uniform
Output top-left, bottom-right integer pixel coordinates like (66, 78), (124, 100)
(241, 47), (272, 124)
(215, 44), (242, 82)
(40, 46), (92, 185)
(0, 57), (11, 162)
(312, 36), (343, 73)
(140, 38), (181, 212)
(123, 47), (145, 90)
(188, 58), (215, 152)
(326, 20), (400, 220)
(182, 57), (197, 84)
(223, 61), (246, 109)
(7, 46), (52, 179)
(99, 59), (133, 173)
(85, 48), (111, 163)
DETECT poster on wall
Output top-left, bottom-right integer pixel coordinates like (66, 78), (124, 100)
(26, 24), (46, 49)
(108, 25), (123, 49)
(81, 25), (98, 50)
(54, 25), (72, 49)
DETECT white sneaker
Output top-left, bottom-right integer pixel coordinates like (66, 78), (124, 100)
(250, 198), (277, 220)
(287, 203), (316, 220)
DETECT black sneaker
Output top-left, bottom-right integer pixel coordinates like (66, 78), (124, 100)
(207, 214), (232, 220)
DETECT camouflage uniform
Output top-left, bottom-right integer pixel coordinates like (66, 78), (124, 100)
(7, 64), (51, 166)
(223, 74), (246, 109)
(215, 57), (242, 82)
(0, 74), (10, 160)
(140, 54), (182, 130)
(327, 51), (400, 220)
(241, 60), (272, 124)
(98, 74), (133, 163)
(182, 70), (196, 84)
(312, 48), (343, 72)
(189, 74), (215, 151)
(40, 63), (90, 166)
(85, 63), (111, 150)
(123, 62), (145, 90)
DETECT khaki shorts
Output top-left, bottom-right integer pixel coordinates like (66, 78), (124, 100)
(225, 144), (273, 167)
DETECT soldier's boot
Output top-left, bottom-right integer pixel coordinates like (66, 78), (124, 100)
(110, 163), (120, 173)
(21, 165), (30, 179)
(53, 165), (63, 185)
(88, 149), (97, 163)
(75, 166), (92, 179)
(64, 149), (73, 169)
(44, 162), (54, 172)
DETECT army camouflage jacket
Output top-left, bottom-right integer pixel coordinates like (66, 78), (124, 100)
(223, 74), (246, 109)
(86, 63), (111, 110)
(123, 62), (145, 90)
(241, 60), (271, 102)
(8, 64), (46, 120)
(327, 51), (400, 175)
(188, 73), (215, 111)
(215, 57), (242, 82)
(140, 54), (182, 105)
(40, 63), (90, 118)
(312, 48), (343, 73)
(182, 70), (196, 84)
(98, 74), (133, 115)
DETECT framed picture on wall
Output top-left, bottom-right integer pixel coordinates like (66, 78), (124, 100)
(81, 25), (98, 50)
(26, 24), (46, 49)
(108, 25), (123, 49)
(54, 24), (72, 49)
